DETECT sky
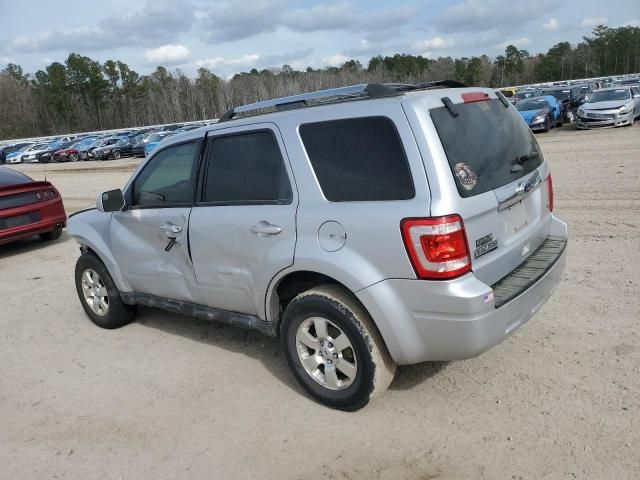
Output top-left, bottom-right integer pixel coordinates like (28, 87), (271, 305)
(0, 0), (638, 78)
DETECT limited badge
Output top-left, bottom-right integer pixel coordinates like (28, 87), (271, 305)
(474, 233), (498, 259)
(454, 162), (477, 191)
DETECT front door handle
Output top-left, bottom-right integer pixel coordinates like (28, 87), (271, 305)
(251, 222), (282, 236)
(161, 222), (182, 239)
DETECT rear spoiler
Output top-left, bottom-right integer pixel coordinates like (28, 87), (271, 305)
(0, 180), (53, 195)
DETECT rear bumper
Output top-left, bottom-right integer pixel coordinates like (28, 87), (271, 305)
(357, 215), (568, 365)
(0, 200), (67, 245)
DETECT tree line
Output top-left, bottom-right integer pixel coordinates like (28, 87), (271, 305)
(1, 25), (638, 140)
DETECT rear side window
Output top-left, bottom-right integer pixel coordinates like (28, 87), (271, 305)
(299, 116), (414, 202)
(431, 99), (543, 198)
(202, 131), (292, 204)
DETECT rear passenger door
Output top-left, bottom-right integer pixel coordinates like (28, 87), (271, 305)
(189, 124), (297, 317)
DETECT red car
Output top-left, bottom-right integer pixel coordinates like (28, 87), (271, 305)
(0, 167), (67, 245)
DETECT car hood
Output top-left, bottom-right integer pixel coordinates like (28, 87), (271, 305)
(583, 100), (631, 110)
(518, 108), (548, 123)
(23, 148), (49, 156)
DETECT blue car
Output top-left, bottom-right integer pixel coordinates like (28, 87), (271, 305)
(515, 95), (563, 132)
(143, 132), (175, 156)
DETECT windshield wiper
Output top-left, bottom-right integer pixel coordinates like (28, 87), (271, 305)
(510, 152), (539, 172)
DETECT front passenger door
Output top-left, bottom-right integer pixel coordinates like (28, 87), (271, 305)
(110, 140), (201, 302)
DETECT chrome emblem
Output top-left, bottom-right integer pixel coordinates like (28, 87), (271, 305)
(517, 181), (533, 195)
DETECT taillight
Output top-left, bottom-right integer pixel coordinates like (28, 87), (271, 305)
(401, 215), (472, 280)
(547, 174), (554, 212)
(38, 189), (58, 200)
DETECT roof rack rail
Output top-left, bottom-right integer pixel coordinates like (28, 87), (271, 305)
(218, 80), (466, 122)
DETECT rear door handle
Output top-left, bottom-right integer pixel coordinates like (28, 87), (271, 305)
(251, 222), (282, 236)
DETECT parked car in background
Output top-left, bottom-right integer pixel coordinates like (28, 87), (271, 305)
(540, 86), (584, 122)
(92, 138), (135, 160)
(161, 124), (184, 131)
(21, 143), (56, 163)
(132, 131), (173, 157)
(38, 140), (76, 163)
(576, 87), (640, 129)
(514, 89), (540, 104)
(516, 96), (563, 131)
(68, 82), (567, 410)
(499, 87), (518, 104)
(4, 143), (35, 164)
(86, 137), (119, 160)
(1, 142), (33, 164)
(0, 166), (66, 245)
(144, 132), (175, 156)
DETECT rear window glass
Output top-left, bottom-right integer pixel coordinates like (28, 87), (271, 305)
(299, 116), (414, 202)
(431, 99), (543, 198)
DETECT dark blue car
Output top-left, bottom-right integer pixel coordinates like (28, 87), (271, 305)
(516, 95), (563, 132)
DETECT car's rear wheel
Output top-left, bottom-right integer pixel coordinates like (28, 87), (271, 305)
(75, 253), (136, 329)
(281, 285), (396, 410)
(39, 224), (62, 241)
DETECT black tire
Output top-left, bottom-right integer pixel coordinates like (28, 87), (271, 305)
(74, 252), (136, 329)
(39, 224), (62, 241)
(281, 284), (396, 411)
(113, 150), (121, 160)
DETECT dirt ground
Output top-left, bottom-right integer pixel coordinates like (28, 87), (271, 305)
(1, 124), (639, 480)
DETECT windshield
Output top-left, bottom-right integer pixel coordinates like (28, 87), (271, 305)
(431, 99), (543, 198)
(31, 143), (49, 150)
(147, 133), (168, 142)
(589, 89), (630, 103)
(542, 90), (570, 101)
(516, 99), (549, 111)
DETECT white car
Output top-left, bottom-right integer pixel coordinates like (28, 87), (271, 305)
(20, 143), (54, 163)
(576, 86), (640, 129)
(4, 143), (35, 164)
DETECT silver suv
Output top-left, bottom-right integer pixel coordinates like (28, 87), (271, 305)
(68, 82), (567, 410)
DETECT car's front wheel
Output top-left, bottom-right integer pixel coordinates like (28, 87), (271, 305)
(281, 285), (396, 410)
(74, 253), (136, 329)
(113, 150), (121, 160)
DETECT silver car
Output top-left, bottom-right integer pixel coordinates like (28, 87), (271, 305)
(576, 86), (640, 129)
(68, 83), (567, 410)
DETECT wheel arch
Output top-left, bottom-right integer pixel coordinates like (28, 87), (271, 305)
(265, 268), (390, 350)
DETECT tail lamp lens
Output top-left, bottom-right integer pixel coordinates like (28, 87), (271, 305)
(401, 215), (471, 280)
(547, 174), (554, 212)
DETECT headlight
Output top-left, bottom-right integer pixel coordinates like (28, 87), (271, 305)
(578, 107), (584, 115)
(104, 149), (112, 154)
(619, 104), (633, 114)
(532, 115), (545, 123)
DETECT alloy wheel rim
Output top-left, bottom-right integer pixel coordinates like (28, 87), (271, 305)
(81, 268), (109, 316)
(295, 316), (358, 391)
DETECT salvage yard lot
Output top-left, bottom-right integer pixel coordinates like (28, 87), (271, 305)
(1, 125), (639, 479)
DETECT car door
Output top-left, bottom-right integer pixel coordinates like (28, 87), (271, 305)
(188, 124), (297, 318)
(110, 140), (202, 302)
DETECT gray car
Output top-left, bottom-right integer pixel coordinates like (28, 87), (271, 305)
(68, 82), (567, 410)
(576, 86), (640, 129)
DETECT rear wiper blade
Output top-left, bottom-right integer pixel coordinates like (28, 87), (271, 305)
(510, 152), (539, 172)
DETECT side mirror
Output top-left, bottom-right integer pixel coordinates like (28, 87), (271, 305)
(97, 189), (125, 212)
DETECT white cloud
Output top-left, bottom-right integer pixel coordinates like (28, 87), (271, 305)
(500, 37), (531, 49)
(542, 18), (559, 31)
(195, 54), (260, 70)
(620, 19), (640, 27)
(144, 44), (191, 65)
(581, 17), (607, 28)
(322, 54), (350, 67)
(413, 37), (455, 51)
(436, 0), (554, 33)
